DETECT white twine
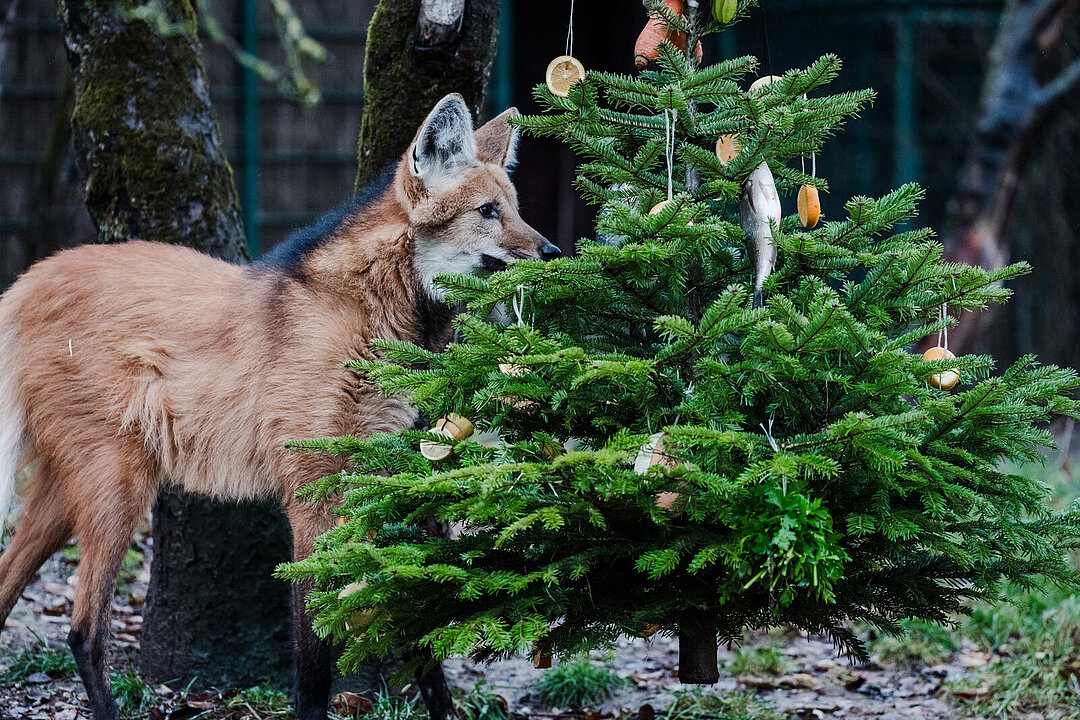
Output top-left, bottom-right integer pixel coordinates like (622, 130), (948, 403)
(565, 0), (575, 56)
(664, 108), (677, 202)
(937, 304), (949, 349)
(512, 284), (527, 327)
(759, 417), (779, 452)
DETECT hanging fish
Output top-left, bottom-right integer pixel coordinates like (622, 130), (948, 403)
(740, 161), (782, 309)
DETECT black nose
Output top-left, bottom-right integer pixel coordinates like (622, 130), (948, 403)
(539, 241), (561, 261)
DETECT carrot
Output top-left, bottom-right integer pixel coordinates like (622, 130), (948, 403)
(635, 0), (703, 68)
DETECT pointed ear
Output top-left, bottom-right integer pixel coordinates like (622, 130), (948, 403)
(407, 94), (478, 190)
(474, 107), (520, 169)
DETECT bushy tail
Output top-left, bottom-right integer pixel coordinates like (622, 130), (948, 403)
(0, 325), (25, 538)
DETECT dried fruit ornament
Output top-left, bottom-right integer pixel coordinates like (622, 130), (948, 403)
(546, 1), (584, 97)
(798, 152), (821, 228)
(419, 413), (475, 462)
(924, 306), (960, 390)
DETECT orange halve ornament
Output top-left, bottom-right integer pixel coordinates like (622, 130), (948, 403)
(923, 347), (959, 390)
(798, 185), (821, 228)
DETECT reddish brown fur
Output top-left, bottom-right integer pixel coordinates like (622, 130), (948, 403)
(0, 95), (550, 720)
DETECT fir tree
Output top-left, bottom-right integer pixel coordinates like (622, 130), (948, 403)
(278, 2), (1080, 681)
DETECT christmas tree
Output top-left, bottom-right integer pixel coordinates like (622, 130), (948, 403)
(279, 1), (1080, 683)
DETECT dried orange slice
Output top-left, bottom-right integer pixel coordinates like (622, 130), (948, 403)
(545, 55), (585, 98)
(750, 74), (783, 92)
(922, 347), (959, 390)
(797, 184), (821, 228)
(715, 134), (742, 166)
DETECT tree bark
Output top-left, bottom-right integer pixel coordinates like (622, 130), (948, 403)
(355, 0), (501, 189)
(55, 0), (293, 689)
(940, 0), (1080, 354)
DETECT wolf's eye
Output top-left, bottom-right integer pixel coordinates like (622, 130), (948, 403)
(478, 203), (499, 219)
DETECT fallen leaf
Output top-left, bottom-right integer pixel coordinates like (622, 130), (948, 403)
(958, 650), (992, 668)
(779, 673), (823, 690)
(952, 684), (991, 699)
(737, 674), (777, 690)
(332, 691), (372, 717)
(26, 672), (52, 684)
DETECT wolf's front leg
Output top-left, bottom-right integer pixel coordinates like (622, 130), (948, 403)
(292, 578), (334, 720)
(412, 646), (459, 720)
(287, 503), (335, 720)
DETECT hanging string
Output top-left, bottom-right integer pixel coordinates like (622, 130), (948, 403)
(664, 108), (677, 202)
(513, 284), (527, 327)
(937, 304), (949, 350)
(565, 0), (575, 56)
(761, 0), (773, 76)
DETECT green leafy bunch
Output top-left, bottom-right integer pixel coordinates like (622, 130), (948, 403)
(278, 2), (1080, 676)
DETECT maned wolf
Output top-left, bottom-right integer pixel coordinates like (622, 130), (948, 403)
(0, 93), (558, 720)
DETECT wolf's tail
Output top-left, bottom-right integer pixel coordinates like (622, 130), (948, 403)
(0, 323), (25, 538)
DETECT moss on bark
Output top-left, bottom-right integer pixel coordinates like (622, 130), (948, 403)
(355, 0), (501, 189)
(57, 0), (245, 260)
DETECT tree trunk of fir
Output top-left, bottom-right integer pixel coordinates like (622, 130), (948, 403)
(355, 0), (501, 189)
(939, 0), (1080, 355)
(56, 0), (293, 688)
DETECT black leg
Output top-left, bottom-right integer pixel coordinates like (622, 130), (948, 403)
(412, 647), (458, 720)
(69, 628), (119, 720)
(293, 581), (333, 720)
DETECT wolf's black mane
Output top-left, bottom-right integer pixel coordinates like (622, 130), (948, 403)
(256, 164), (396, 274)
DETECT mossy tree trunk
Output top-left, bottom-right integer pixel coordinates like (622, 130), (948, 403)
(56, 0), (293, 689)
(355, 0), (501, 189)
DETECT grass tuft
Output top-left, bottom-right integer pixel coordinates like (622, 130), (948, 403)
(535, 656), (625, 709)
(110, 667), (157, 716)
(228, 685), (292, 715)
(0, 634), (78, 682)
(726, 647), (793, 676)
(661, 688), (781, 720)
(454, 679), (508, 720)
(365, 686), (424, 720)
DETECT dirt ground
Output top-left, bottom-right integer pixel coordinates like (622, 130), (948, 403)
(0, 518), (1006, 720)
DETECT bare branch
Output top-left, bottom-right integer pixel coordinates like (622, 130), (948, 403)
(1038, 56), (1080, 108)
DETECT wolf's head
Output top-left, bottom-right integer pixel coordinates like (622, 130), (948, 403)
(396, 94), (559, 301)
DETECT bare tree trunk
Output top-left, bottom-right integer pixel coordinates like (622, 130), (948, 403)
(942, 0), (1080, 354)
(55, 0), (293, 689)
(355, 0), (501, 188)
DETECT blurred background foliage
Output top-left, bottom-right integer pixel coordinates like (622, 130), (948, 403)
(0, 0), (1076, 366)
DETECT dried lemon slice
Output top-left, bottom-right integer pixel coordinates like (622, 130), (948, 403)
(750, 74), (783, 92)
(546, 55), (585, 98)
